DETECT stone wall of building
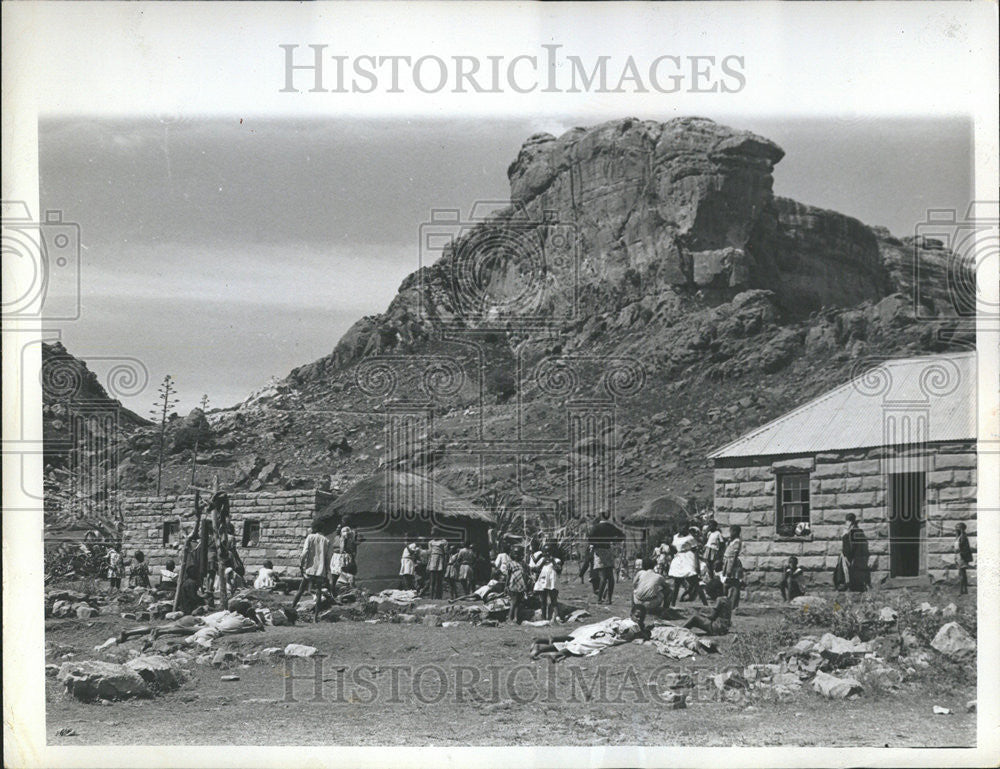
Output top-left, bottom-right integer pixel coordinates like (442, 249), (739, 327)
(122, 490), (332, 576)
(712, 441), (977, 587)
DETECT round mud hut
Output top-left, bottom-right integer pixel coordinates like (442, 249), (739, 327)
(315, 471), (494, 589)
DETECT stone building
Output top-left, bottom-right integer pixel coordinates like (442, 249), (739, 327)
(708, 351), (976, 587)
(122, 489), (331, 578)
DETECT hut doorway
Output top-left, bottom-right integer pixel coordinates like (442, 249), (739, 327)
(889, 472), (925, 577)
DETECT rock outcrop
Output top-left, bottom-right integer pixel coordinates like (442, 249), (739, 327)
(50, 117), (974, 506)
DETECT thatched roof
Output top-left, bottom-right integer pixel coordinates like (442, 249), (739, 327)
(316, 471), (493, 526)
(623, 495), (688, 527)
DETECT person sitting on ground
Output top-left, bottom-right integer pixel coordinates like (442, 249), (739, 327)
(130, 550), (151, 588)
(780, 555), (805, 601)
(530, 605), (650, 662)
(632, 557), (670, 617)
(682, 593), (732, 637)
(291, 521), (331, 622)
(722, 525), (744, 611)
(158, 559), (178, 592)
(176, 565), (205, 615)
(254, 559), (278, 590)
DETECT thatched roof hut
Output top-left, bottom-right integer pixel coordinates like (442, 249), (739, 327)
(316, 471), (492, 528)
(622, 495), (689, 528)
(316, 472), (493, 590)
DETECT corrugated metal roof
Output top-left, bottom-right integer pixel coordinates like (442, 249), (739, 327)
(708, 352), (977, 459)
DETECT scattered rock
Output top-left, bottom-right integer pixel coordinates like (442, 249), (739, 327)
(932, 705), (952, 715)
(45, 664), (61, 677)
(260, 647), (285, 659)
(966, 700), (976, 713)
(930, 622), (976, 659)
(790, 596), (828, 610)
(212, 650), (239, 667)
(941, 603), (957, 618)
(164, 611), (184, 621)
(811, 670), (863, 699)
(422, 615), (442, 627)
(713, 670), (748, 690)
(126, 656), (184, 691)
(57, 661), (151, 702)
(878, 606), (898, 622)
(283, 643), (319, 658)
(917, 602), (938, 615)
(220, 675), (240, 682)
(55, 727), (78, 737)
(75, 605), (99, 619)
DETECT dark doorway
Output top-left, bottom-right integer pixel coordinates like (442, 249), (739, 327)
(889, 472), (925, 577)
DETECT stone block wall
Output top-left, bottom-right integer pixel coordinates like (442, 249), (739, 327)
(712, 441), (977, 587)
(122, 490), (332, 576)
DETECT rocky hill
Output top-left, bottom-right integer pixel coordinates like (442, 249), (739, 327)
(65, 117), (974, 518)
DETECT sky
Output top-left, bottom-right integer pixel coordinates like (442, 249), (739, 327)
(38, 114), (973, 414)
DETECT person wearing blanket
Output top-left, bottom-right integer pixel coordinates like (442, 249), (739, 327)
(115, 598), (264, 646)
(530, 605), (649, 661)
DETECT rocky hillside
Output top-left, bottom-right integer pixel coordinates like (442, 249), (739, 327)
(73, 117), (974, 517)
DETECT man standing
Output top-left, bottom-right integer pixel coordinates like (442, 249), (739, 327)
(842, 514), (870, 593)
(292, 521), (331, 622)
(427, 529), (449, 599)
(955, 522), (973, 595)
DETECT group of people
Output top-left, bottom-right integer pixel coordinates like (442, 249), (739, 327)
(398, 531), (481, 599)
(290, 522), (362, 621)
(105, 547), (155, 590)
(634, 520), (746, 615)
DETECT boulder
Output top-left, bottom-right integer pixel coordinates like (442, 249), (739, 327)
(260, 647), (285, 659)
(164, 611), (184, 621)
(212, 650), (239, 667)
(76, 605), (99, 619)
(811, 670), (863, 699)
(713, 669), (748, 690)
(941, 603), (957, 618)
(126, 656), (184, 691)
(283, 643), (319, 658)
(930, 622), (976, 659)
(57, 661), (151, 702)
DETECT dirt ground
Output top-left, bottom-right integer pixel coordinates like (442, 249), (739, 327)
(45, 577), (977, 747)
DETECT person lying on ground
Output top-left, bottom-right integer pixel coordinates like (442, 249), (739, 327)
(632, 557), (670, 617)
(780, 555), (805, 601)
(681, 595), (732, 636)
(530, 605), (649, 662)
(114, 598), (264, 646)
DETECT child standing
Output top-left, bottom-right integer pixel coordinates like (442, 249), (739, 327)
(291, 522), (331, 622)
(722, 525), (744, 611)
(504, 546), (529, 624)
(399, 535), (418, 590)
(533, 547), (562, 621)
(955, 523), (973, 595)
(130, 550), (151, 588)
(780, 555), (805, 601)
(107, 546), (123, 591)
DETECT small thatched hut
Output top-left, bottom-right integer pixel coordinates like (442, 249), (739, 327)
(316, 471), (494, 589)
(622, 495), (690, 556)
